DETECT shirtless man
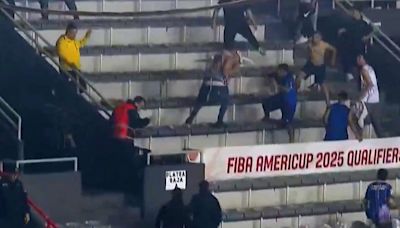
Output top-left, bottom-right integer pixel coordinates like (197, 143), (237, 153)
(185, 50), (241, 128)
(296, 31), (337, 106)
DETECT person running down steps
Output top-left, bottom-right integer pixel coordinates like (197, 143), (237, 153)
(185, 50), (242, 128)
(213, 0), (266, 55)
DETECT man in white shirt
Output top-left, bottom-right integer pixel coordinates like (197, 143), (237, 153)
(295, 0), (318, 44)
(356, 54), (383, 136)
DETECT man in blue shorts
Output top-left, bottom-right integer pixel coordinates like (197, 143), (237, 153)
(364, 169), (396, 227)
(262, 64), (297, 142)
(323, 91), (362, 141)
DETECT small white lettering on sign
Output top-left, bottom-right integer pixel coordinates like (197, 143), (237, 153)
(165, 170), (186, 191)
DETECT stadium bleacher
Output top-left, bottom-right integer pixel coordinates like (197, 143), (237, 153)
(1, 0), (400, 227)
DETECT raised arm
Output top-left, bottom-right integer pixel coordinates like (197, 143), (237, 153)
(78, 29), (92, 48)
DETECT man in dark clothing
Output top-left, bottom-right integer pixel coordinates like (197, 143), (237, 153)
(155, 187), (190, 228)
(3, 0), (78, 20)
(295, 0), (318, 44)
(39, 0), (79, 20)
(189, 181), (222, 228)
(212, 0), (265, 55)
(0, 161), (30, 228)
(337, 8), (373, 81)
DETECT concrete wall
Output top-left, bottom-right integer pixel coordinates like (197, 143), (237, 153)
(20, 172), (82, 223)
(215, 180), (397, 210)
(221, 212), (368, 228)
(138, 126), (375, 154)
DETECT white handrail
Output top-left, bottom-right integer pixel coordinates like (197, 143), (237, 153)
(0, 0), (113, 118)
(16, 157), (78, 172)
(0, 96), (22, 141)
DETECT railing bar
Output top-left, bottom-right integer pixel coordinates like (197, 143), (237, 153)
(0, 108), (18, 129)
(17, 157), (78, 164)
(0, 2), (113, 115)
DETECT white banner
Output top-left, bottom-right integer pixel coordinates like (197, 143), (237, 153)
(202, 137), (400, 181)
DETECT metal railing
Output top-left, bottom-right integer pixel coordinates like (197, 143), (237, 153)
(0, 1), (113, 118)
(0, 96), (24, 159)
(334, 0), (400, 62)
(335, 0), (397, 9)
(16, 157), (79, 172)
(0, 96), (21, 141)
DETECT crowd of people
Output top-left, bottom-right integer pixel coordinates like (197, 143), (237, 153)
(48, 0), (383, 150)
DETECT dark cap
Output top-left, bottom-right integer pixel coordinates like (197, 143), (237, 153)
(133, 96), (145, 104)
(66, 22), (77, 31)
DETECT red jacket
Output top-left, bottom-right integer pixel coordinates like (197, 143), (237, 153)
(112, 102), (136, 139)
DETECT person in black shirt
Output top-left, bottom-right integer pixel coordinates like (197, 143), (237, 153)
(189, 181), (222, 228)
(155, 187), (190, 228)
(0, 161), (30, 228)
(337, 8), (373, 81)
(212, 0), (265, 55)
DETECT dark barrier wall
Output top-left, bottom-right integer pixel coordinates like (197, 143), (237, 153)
(20, 172), (82, 223)
(143, 163), (205, 227)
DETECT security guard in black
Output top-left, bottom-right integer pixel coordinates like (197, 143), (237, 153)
(0, 174), (30, 227)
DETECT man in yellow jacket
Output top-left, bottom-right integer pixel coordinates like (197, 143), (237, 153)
(56, 22), (91, 93)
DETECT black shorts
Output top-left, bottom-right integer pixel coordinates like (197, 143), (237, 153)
(302, 61), (326, 84)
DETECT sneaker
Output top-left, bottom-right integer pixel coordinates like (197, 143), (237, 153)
(346, 73), (354, 81)
(210, 121), (227, 128)
(258, 47), (266, 56)
(295, 36), (308, 44)
(185, 116), (193, 126)
(261, 116), (270, 122)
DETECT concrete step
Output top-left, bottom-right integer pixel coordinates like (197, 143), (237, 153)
(96, 76), (354, 101)
(221, 201), (369, 228)
(73, 49), (293, 72)
(134, 120), (375, 154)
(37, 24), (268, 47)
(77, 192), (142, 227)
(212, 169), (400, 210)
(45, 41), (293, 56)
(27, 15), (280, 30)
(221, 211), (364, 228)
(85, 66), (345, 82)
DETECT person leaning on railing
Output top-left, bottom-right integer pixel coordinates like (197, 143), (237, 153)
(110, 96), (150, 194)
(56, 22), (91, 94)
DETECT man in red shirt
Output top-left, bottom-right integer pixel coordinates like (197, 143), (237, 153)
(111, 96), (149, 141)
(110, 96), (150, 194)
